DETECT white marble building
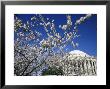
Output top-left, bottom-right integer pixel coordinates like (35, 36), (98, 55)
(46, 50), (97, 76)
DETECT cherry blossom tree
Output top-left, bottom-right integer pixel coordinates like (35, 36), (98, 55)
(14, 14), (92, 76)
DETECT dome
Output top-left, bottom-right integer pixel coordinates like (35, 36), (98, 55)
(69, 50), (90, 57)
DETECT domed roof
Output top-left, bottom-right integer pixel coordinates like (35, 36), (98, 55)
(69, 50), (90, 57)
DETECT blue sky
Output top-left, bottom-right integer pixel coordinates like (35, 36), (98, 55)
(14, 14), (97, 56)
